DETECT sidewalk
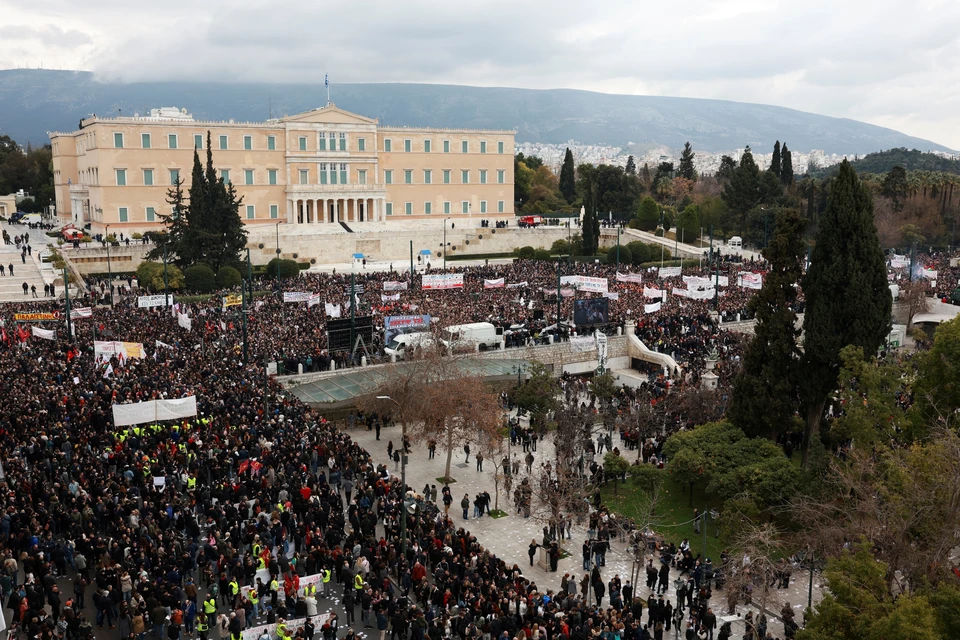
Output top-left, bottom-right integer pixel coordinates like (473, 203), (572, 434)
(341, 416), (822, 635)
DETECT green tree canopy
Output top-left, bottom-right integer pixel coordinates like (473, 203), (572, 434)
(636, 196), (660, 231)
(911, 316), (960, 433)
(676, 204), (700, 243)
(184, 264), (216, 292)
(800, 160), (891, 465)
(678, 142), (696, 181)
(607, 243), (632, 265)
(559, 148), (576, 204)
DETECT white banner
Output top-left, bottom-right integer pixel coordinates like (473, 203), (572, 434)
(560, 288), (575, 297)
(644, 301), (662, 314)
(570, 336), (595, 352)
(177, 313), (192, 331)
(738, 273), (763, 289)
(283, 292), (311, 303)
(31, 326), (55, 340)
(890, 256), (909, 268)
(658, 266), (682, 278)
(70, 307), (92, 319)
(422, 273), (464, 290)
(155, 340), (173, 349)
(506, 281), (528, 289)
(308, 293), (321, 308)
(603, 292), (619, 300)
(577, 276), (609, 293)
(325, 303), (341, 318)
(95, 341), (145, 360)
(683, 276), (713, 289)
(240, 615), (332, 640)
(643, 287), (663, 299)
(560, 275), (579, 286)
(381, 293), (400, 302)
(484, 278), (505, 289)
(383, 281), (408, 291)
(672, 287), (689, 299)
(922, 268), (938, 279)
(138, 294), (173, 309)
(616, 272), (643, 284)
(111, 396), (197, 427)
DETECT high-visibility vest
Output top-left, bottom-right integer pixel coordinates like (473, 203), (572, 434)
(229, 580), (239, 595)
(322, 570), (331, 584)
(270, 580), (279, 593)
(248, 590), (258, 605)
(354, 574), (364, 590)
(252, 544), (262, 557)
(204, 598), (217, 614)
(187, 477), (197, 489)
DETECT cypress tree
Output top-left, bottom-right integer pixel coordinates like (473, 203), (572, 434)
(781, 143), (794, 186)
(625, 155), (637, 176)
(770, 140), (782, 179)
(721, 146), (761, 218)
(799, 160), (891, 466)
(559, 148), (576, 203)
(728, 209), (806, 439)
(678, 142), (696, 181)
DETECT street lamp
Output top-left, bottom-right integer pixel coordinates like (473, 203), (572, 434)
(443, 217), (451, 272)
(104, 224), (113, 306)
(377, 395), (410, 566)
(274, 221), (283, 281)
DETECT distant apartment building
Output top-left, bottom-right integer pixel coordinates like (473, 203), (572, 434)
(50, 105), (515, 234)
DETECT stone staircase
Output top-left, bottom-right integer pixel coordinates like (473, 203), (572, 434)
(0, 226), (55, 303)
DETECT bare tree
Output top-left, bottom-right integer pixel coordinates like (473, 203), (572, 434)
(898, 277), (930, 328)
(723, 517), (785, 618)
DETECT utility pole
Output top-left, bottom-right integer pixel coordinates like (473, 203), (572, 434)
(63, 265), (72, 340)
(163, 244), (169, 302)
(242, 248), (250, 365)
(409, 240), (414, 276)
(616, 227), (621, 269)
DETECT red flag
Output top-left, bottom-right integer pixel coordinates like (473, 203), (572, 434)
(17, 326), (29, 342)
(238, 460), (250, 474)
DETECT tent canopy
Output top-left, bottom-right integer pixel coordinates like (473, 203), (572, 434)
(353, 253), (364, 259)
(420, 249), (432, 255)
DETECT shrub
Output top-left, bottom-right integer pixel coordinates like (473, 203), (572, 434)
(184, 264), (216, 292)
(626, 241), (650, 264)
(636, 197), (660, 231)
(267, 258), (300, 279)
(533, 249), (553, 261)
(216, 266), (242, 289)
(515, 246), (536, 259)
(551, 239), (570, 254)
(606, 244), (632, 265)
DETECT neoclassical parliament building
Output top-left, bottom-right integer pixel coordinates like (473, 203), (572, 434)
(50, 105), (515, 235)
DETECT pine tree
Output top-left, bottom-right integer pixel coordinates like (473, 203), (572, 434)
(770, 140), (782, 179)
(625, 155), (637, 175)
(721, 146), (762, 217)
(151, 172), (192, 267)
(799, 160), (892, 466)
(678, 142), (696, 181)
(728, 209), (806, 439)
(781, 143), (794, 186)
(559, 148), (576, 204)
(641, 163), (651, 190)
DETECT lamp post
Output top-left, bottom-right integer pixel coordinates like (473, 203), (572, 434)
(242, 248), (250, 365)
(443, 217), (451, 272)
(377, 395), (409, 565)
(616, 227), (621, 269)
(104, 224), (113, 306)
(63, 265), (72, 340)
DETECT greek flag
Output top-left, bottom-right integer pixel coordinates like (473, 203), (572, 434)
(325, 74), (329, 87)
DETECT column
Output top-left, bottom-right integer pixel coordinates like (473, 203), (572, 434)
(354, 198), (360, 222)
(315, 199), (321, 224)
(287, 199), (295, 224)
(334, 199), (340, 222)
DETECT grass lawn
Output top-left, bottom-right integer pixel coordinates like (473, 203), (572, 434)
(603, 476), (727, 562)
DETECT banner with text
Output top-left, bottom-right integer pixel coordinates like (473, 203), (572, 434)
(422, 273), (464, 290)
(112, 396), (197, 427)
(384, 314), (431, 344)
(484, 278), (505, 289)
(222, 295), (242, 310)
(138, 294), (173, 309)
(283, 292), (312, 303)
(658, 266), (682, 278)
(383, 281), (409, 291)
(616, 272), (643, 284)
(738, 273), (763, 289)
(643, 287), (663, 298)
(95, 341), (145, 361)
(70, 307), (93, 319)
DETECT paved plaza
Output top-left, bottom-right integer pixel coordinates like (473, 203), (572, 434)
(341, 414), (822, 637)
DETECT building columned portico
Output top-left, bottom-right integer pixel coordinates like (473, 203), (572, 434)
(287, 185), (387, 224)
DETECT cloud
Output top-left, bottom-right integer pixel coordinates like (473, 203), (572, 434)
(3, 0), (960, 148)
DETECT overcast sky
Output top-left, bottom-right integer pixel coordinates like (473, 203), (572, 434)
(3, 0), (958, 148)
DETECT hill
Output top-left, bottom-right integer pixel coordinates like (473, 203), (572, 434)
(0, 69), (952, 155)
(808, 148), (960, 178)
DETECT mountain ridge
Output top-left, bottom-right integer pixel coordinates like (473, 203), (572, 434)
(0, 69), (951, 155)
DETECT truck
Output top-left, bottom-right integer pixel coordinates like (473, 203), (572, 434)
(440, 322), (503, 352)
(384, 332), (435, 359)
(518, 215), (543, 228)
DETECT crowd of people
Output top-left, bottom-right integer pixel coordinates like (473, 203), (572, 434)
(4, 240), (958, 640)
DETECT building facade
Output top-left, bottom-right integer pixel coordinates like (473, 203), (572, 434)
(50, 105), (515, 235)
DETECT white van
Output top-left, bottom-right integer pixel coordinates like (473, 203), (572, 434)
(18, 213), (41, 225)
(728, 236), (743, 249)
(441, 322), (503, 352)
(384, 332), (434, 359)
